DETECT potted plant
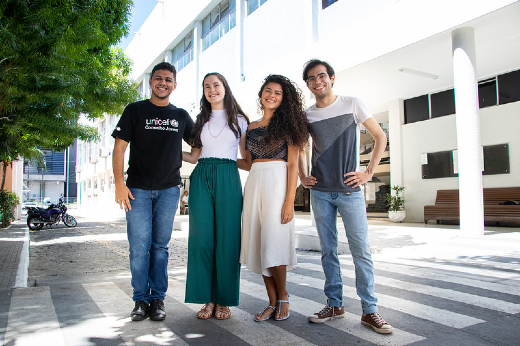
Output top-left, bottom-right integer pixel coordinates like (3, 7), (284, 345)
(385, 185), (405, 222)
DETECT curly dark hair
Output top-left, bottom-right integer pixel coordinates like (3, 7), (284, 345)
(190, 72), (249, 148)
(258, 74), (309, 148)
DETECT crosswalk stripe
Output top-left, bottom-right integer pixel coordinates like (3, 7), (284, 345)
(370, 256), (520, 282)
(299, 261), (520, 314)
(83, 282), (188, 345)
(167, 278), (316, 346)
(360, 259), (520, 297)
(239, 279), (425, 345)
(4, 287), (66, 346)
(285, 271), (485, 328)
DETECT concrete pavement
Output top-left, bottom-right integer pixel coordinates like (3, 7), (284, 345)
(1, 211), (520, 345)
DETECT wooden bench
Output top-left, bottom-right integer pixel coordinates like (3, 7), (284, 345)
(424, 187), (520, 226)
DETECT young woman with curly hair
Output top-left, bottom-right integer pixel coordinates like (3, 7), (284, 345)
(183, 72), (249, 320)
(238, 74), (309, 322)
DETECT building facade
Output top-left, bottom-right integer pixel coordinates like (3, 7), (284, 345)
(76, 0), (520, 225)
(23, 144), (77, 205)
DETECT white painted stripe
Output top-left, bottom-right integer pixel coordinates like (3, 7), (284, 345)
(370, 256), (520, 284)
(300, 262), (520, 314)
(364, 260), (520, 297)
(14, 227), (30, 288)
(4, 287), (66, 346)
(285, 272), (485, 328)
(167, 278), (316, 346)
(239, 279), (425, 346)
(84, 282), (188, 345)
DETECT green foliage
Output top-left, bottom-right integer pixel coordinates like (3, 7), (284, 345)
(0, 0), (140, 183)
(0, 189), (19, 227)
(385, 185), (405, 212)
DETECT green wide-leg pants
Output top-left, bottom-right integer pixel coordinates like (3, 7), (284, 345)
(185, 158), (242, 306)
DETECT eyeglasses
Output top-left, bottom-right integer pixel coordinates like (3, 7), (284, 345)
(306, 73), (329, 84)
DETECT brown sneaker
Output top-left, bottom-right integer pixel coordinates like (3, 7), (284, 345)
(308, 305), (345, 323)
(361, 312), (394, 334)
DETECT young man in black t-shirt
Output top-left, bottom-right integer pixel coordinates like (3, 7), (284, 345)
(112, 62), (194, 322)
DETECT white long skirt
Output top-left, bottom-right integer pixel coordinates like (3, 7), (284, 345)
(239, 161), (296, 276)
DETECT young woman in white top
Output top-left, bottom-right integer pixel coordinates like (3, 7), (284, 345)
(183, 72), (249, 320)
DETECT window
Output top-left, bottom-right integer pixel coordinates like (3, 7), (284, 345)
(25, 150), (65, 175)
(404, 69), (520, 124)
(498, 69), (520, 105)
(404, 95), (429, 124)
(421, 144), (510, 179)
(172, 31), (193, 72)
(247, 0), (268, 15)
(478, 78), (497, 108)
(430, 89), (455, 118)
(322, 0), (339, 9)
(202, 0), (236, 51)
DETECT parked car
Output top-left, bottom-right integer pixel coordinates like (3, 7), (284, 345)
(22, 201), (41, 216)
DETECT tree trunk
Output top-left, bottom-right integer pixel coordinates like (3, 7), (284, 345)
(1, 159), (8, 190)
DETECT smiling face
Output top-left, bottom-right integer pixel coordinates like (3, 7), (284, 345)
(261, 82), (283, 111)
(203, 74), (226, 110)
(306, 64), (335, 99)
(149, 69), (176, 104)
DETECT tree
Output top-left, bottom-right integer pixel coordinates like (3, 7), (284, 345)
(0, 0), (140, 188)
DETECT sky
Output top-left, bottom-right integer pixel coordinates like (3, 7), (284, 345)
(118, 0), (158, 51)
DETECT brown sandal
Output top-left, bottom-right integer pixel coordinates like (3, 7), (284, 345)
(215, 305), (231, 320)
(197, 303), (215, 319)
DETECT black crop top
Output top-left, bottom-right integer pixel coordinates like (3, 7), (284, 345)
(246, 126), (288, 161)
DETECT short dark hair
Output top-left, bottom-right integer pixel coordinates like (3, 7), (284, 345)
(302, 59), (335, 83)
(151, 62), (176, 81)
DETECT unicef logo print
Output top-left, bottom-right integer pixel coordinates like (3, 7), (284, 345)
(171, 119), (178, 127)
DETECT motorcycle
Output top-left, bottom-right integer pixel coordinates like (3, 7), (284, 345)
(26, 197), (77, 230)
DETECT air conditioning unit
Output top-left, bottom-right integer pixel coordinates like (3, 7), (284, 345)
(99, 147), (110, 157)
(90, 155), (98, 164)
(75, 166), (81, 173)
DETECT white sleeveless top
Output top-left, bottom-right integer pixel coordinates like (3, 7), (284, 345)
(200, 109), (248, 160)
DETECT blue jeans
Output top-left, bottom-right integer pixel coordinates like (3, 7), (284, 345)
(126, 186), (180, 303)
(310, 189), (378, 314)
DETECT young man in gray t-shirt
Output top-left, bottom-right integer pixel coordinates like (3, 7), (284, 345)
(299, 59), (393, 334)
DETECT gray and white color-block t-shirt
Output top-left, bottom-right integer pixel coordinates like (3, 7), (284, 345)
(305, 95), (372, 193)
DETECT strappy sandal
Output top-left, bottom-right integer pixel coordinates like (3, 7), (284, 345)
(274, 295), (290, 321)
(254, 305), (276, 322)
(215, 305), (231, 320)
(197, 303), (215, 319)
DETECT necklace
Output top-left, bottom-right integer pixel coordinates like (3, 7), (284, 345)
(208, 121), (227, 138)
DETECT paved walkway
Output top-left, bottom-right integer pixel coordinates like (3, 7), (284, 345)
(0, 224), (28, 290)
(2, 211), (520, 292)
(1, 212), (519, 345)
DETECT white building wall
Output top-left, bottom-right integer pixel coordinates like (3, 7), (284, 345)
(401, 101), (520, 222)
(75, 0), (520, 222)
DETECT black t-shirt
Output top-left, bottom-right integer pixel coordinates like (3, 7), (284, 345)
(112, 99), (194, 190)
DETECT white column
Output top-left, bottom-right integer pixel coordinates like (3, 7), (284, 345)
(304, 0), (319, 48)
(13, 160), (24, 219)
(388, 99), (404, 189)
(236, 0), (246, 83)
(143, 73), (151, 98)
(452, 27), (484, 235)
(193, 21), (202, 102)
